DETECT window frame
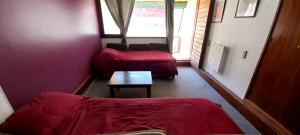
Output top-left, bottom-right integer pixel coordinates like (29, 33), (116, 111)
(96, 0), (167, 38)
(96, 0), (122, 38)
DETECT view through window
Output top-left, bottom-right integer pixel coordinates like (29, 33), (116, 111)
(100, 0), (166, 37)
(172, 0), (197, 60)
(100, 0), (120, 34)
(173, 1), (188, 53)
(127, 0), (166, 37)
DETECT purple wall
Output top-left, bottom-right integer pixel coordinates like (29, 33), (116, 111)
(0, 0), (101, 109)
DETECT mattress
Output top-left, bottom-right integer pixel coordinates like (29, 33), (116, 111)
(93, 48), (178, 78)
(0, 92), (242, 135)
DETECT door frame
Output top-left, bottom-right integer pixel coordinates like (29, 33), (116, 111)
(244, 0), (283, 98)
(197, 0), (215, 69)
(242, 0), (294, 134)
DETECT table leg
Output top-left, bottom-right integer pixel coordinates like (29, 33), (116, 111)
(110, 86), (115, 98)
(146, 86), (151, 98)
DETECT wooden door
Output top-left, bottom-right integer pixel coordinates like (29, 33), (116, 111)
(246, 0), (300, 134)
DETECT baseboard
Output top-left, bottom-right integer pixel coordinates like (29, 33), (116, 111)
(191, 65), (291, 135)
(73, 74), (95, 95)
(176, 60), (191, 66)
(243, 99), (293, 135)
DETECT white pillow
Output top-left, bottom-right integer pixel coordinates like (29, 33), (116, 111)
(0, 86), (14, 124)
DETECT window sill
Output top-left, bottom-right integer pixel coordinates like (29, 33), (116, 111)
(101, 36), (167, 39)
(126, 36), (167, 38)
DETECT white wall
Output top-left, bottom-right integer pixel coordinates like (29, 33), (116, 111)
(203, 0), (280, 98)
(101, 37), (166, 48)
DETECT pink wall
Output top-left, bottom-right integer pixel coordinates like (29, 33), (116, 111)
(0, 0), (101, 109)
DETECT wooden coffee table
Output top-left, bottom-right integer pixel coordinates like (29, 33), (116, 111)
(107, 71), (153, 98)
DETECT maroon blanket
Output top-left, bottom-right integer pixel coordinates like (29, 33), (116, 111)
(94, 48), (178, 77)
(0, 92), (242, 135)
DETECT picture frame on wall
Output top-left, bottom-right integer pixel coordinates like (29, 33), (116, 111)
(235, 0), (260, 18)
(212, 0), (226, 23)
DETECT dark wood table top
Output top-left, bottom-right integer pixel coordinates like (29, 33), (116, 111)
(107, 71), (152, 86)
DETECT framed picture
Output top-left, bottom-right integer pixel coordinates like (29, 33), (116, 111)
(235, 0), (260, 18)
(212, 0), (226, 23)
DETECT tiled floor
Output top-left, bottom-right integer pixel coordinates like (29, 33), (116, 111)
(85, 67), (260, 134)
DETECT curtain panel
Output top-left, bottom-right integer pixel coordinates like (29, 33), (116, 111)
(105, 0), (135, 44)
(166, 0), (175, 54)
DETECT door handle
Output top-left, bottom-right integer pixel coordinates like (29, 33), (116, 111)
(298, 45), (300, 48)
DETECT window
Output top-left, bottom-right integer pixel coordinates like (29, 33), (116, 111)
(98, 0), (196, 60)
(99, 0), (165, 37)
(173, 1), (187, 53)
(99, 0), (120, 35)
(172, 0), (197, 60)
(127, 0), (166, 37)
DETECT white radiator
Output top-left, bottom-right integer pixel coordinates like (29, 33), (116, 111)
(209, 43), (225, 72)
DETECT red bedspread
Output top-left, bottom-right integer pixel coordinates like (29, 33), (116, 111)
(0, 92), (242, 135)
(94, 48), (178, 77)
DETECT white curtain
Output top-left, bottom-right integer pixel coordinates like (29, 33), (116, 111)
(105, 0), (135, 44)
(166, 0), (175, 54)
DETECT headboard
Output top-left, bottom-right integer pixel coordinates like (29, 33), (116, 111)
(0, 86), (14, 124)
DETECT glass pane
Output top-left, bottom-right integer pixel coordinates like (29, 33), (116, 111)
(172, 0), (196, 60)
(173, 8), (185, 53)
(127, 0), (166, 37)
(100, 0), (120, 34)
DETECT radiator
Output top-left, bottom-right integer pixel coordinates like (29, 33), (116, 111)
(209, 43), (225, 72)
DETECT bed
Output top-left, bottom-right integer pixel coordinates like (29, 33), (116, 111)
(0, 92), (242, 135)
(93, 48), (178, 78)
